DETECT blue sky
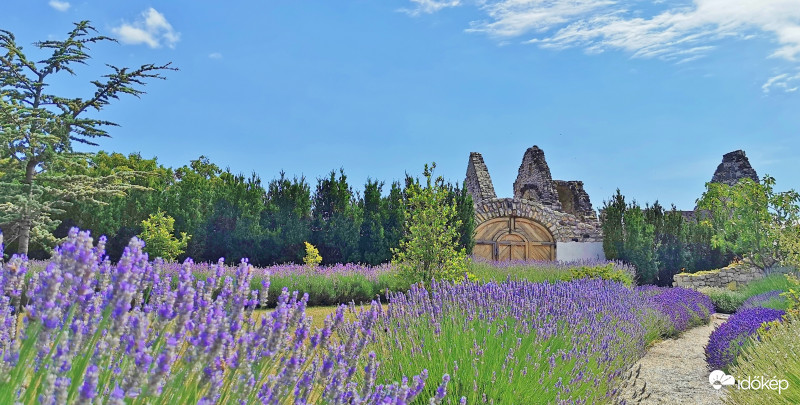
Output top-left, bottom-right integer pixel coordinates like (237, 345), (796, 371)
(4, 1), (799, 210)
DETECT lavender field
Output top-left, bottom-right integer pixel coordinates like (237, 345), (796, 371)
(0, 229), (718, 404)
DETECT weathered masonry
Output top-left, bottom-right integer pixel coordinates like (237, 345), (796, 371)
(465, 146), (604, 262)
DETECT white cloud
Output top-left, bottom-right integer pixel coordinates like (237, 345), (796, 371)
(400, 0), (461, 16)
(408, 0), (800, 93)
(111, 8), (180, 49)
(208, 52), (223, 59)
(48, 0), (70, 12)
(762, 72), (800, 93)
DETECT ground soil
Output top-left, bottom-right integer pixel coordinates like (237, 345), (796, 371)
(618, 314), (728, 405)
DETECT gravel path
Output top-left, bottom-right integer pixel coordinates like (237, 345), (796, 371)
(618, 314), (727, 405)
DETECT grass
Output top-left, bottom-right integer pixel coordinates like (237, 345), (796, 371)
(726, 314), (800, 404)
(701, 273), (797, 313)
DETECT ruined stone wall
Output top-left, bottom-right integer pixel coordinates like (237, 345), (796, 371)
(473, 198), (602, 243)
(710, 150), (759, 186)
(465, 152), (497, 203)
(513, 146), (563, 210)
(554, 180), (596, 221)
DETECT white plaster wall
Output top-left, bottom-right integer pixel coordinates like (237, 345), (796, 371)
(556, 242), (605, 262)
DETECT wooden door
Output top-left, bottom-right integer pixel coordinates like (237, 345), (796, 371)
(473, 217), (555, 261)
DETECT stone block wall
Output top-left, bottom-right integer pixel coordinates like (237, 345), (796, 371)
(672, 264), (765, 289)
(513, 146), (563, 210)
(465, 152), (497, 202)
(473, 198), (602, 243)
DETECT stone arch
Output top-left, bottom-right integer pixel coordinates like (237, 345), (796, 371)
(473, 216), (555, 261)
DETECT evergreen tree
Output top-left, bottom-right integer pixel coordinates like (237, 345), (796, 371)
(382, 181), (406, 258)
(0, 22), (174, 254)
(311, 169), (362, 264)
(359, 179), (388, 264)
(448, 182), (475, 254)
(261, 172), (312, 264)
(601, 189), (626, 260)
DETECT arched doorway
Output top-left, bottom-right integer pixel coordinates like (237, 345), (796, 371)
(473, 217), (555, 261)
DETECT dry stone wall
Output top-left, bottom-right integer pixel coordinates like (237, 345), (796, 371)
(672, 264), (765, 289)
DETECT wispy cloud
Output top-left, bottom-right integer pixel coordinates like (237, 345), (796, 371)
(400, 0), (461, 17)
(762, 71), (800, 93)
(208, 52), (223, 59)
(48, 0), (70, 12)
(111, 8), (180, 49)
(407, 0), (800, 92)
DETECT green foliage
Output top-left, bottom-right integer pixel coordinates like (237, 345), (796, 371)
(359, 179), (388, 265)
(381, 181), (406, 262)
(447, 182), (476, 254)
(699, 287), (746, 314)
(697, 175), (800, 269)
(623, 205), (657, 284)
(698, 274), (798, 314)
(392, 163), (469, 284)
(601, 189), (730, 286)
(139, 211), (189, 261)
(726, 313), (800, 404)
(54, 151), (172, 260)
(0, 22), (174, 254)
(569, 263), (634, 287)
(260, 172), (312, 265)
(311, 169), (362, 264)
(782, 273), (800, 316)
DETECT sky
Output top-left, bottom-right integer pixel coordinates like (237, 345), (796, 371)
(3, 0), (800, 211)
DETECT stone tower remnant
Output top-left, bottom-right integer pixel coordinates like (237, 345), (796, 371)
(465, 152), (497, 202)
(513, 146), (562, 210)
(710, 150), (759, 186)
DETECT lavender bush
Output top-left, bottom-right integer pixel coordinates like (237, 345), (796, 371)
(638, 286), (714, 336)
(0, 229), (444, 404)
(705, 307), (785, 371)
(351, 279), (712, 404)
(739, 290), (787, 310)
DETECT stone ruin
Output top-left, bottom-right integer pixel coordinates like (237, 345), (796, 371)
(710, 150), (759, 186)
(466, 146), (604, 262)
(686, 149), (760, 216)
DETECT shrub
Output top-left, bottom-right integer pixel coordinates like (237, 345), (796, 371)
(699, 287), (746, 314)
(570, 263), (634, 286)
(740, 290), (787, 311)
(0, 228), (441, 404)
(302, 241), (322, 267)
(726, 314), (800, 404)
(139, 210), (190, 261)
(392, 164), (469, 284)
(705, 307), (785, 371)
(360, 278), (653, 404)
(639, 286), (714, 336)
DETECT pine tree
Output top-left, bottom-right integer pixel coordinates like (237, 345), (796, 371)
(0, 22), (175, 254)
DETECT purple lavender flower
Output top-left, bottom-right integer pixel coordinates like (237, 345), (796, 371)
(706, 307), (785, 370)
(740, 290), (785, 310)
(79, 364), (100, 400)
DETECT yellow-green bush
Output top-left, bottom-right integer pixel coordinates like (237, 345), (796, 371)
(568, 263), (634, 286)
